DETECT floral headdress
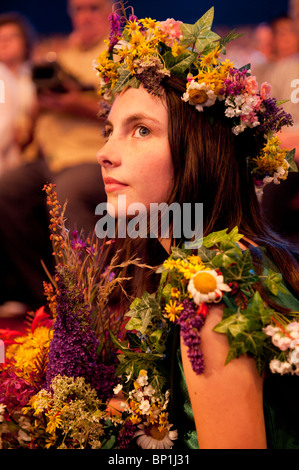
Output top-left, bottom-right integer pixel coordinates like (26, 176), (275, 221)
(95, 3), (298, 198)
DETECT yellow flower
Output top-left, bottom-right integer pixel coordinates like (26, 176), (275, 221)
(164, 300), (184, 322)
(45, 412), (63, 435)
(140, 18), (159, 30)
(170, 287), (180, 298)
(187, 255), (203, 265)
(158, 412), (169, 432)
(6, 326), (52, 380)
(177, 261), (205, 280)
(254, 136), (288, 173)
(171, 42), (187, 57)
(163, 258), (181, 270)
(130, 414), (142, 425)
(200, 46), (220, 69)
(126, 19), (140, 34)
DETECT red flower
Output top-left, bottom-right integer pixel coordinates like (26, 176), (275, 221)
(197, 303), (209, 318)
(31, 306), (53, 333)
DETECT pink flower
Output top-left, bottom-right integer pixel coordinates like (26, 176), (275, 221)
(245, 76), (259, 95)
(260, 81), (272, 100)
(160, 18), (182, 46)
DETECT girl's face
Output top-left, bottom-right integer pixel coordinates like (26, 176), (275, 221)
(97, 86), (174, 216)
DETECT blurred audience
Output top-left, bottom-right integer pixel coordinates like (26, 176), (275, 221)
(0, 12), (37, 172)
(253, 15), (299, 156)
(0, 0), (111, 319)
(0, 63), (19, 173)
(33, 0), (110, 236)
(252, 13), (299, 249)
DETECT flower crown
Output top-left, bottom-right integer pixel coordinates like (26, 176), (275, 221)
(95, 3), (298, 196)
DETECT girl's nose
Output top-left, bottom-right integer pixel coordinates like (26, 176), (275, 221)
(97, 138), (121, 168)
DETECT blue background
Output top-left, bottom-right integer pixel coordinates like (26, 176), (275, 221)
(0, 0), (290, 36)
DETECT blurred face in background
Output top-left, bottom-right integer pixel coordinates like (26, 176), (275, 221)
(68, 0), (111, 47)
(272, 17), (299, 59)
(0, 23), (27, 70)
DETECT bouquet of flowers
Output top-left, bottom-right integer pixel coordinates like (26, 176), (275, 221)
(0, 184), (129, 449)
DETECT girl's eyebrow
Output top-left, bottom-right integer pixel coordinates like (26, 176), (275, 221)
(105, 113), (161, 129)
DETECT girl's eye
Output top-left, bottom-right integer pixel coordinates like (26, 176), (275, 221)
(103, 127), (113, 139)
(133, 126), (150, 138)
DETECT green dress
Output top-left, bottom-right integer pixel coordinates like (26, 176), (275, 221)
(169, 249), (299, 449)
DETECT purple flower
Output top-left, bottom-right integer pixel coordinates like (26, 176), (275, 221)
(177, 299), (205, 374)
(117, 421), (138, 449)
(71, 230), (86, 250)
(108, 13), (121, 52)
(258, 97), (293, 134)
(222, 68), (247, 96)
(45, 267), (118, 401)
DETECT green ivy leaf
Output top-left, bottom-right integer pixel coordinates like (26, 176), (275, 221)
(262, 269), (289, 296)
(285, 149), (298, 172)
(202, 227), (243, 248)
(168, 51), (199, 77)
(180, 7), (220, 53)
(219, 30), (244, 51)
(225, 249), (259, 285)
(127, 76), (140, 89)
(126, 292), (160, 334)
(112, 68), (132, 94)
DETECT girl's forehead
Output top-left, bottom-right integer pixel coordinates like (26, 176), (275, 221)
(108, 86), (168, 122)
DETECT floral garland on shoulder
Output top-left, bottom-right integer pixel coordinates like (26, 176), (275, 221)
(1, 186), (299, 449)
(110, 227), (299, 448)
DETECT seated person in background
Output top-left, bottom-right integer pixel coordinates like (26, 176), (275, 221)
(0, 12), (37, 171)
(0, 0), (111, 316)
(33, 0), (111, 236)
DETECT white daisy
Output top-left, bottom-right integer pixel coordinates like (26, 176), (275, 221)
(134, 423), (178, 449)
(182, 81), (217, 111)
(188, 269), (231, 305)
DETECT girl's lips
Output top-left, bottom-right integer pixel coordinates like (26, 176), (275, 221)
(104, 177), (128, 193)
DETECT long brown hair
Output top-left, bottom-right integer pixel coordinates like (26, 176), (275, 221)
(99, 75), (299, 311)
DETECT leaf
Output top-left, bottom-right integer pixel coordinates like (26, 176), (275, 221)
(212, 241), (243, 268)
(202, 228), (231, 247)
(126, 292), (161, 334)
(161, 283), (173, 303)
(225, 249), (259, 285)
(127, 76), (140, 89)
(170, 246), (190, 260)
(180, 7), (220, 53)
(101, 435), (117, 449)
(238, 63), (251, 72)
(195, 31), (221, 54)
(169, 51), (199, 77)
(246, 291), (273, 326)
(202, 227), (243, 248)
(227, 226), (245, 244)
(112, 68), (132, 94)
(285, 149), (298, 173)
(262, 269), (289, 296)
(213, 309), (240, 334)
(219, 29), (244, 50)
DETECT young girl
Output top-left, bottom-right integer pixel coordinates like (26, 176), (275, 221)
(95, 5), (299, 449)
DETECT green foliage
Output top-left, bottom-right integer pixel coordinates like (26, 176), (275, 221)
(180, 7), (220, 52)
